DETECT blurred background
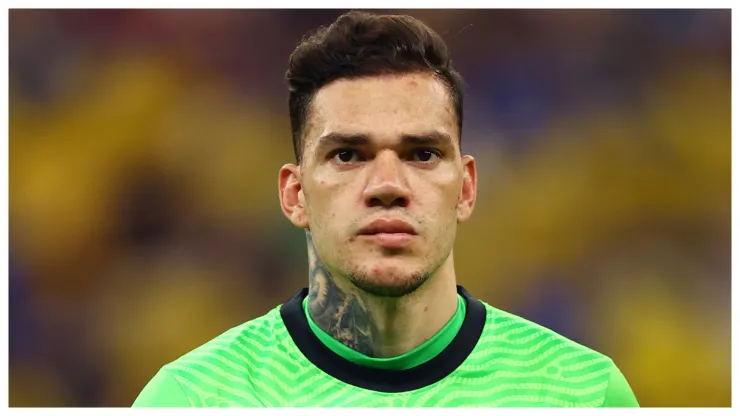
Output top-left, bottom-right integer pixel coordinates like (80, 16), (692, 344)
(8, 9), (730, 407)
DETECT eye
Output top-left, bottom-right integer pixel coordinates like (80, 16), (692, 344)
(411, 149), (441, 163)
(331, 149), (360, 164)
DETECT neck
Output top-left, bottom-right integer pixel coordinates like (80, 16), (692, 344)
(305, 232), (459, 358)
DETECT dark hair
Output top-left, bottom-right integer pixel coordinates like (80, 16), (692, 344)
(286, 11), (465, 164)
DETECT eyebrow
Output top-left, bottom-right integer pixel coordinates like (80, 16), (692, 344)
(400, 132), (454, 147)
(315, 133), (371, 151)
(314, 131), (454, 152)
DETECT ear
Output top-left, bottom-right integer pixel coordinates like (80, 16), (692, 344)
(278, 164), (309, 229)
(457, 155), (477, 223)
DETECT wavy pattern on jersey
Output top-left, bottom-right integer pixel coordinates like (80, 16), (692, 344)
(164, 302), (614, 407)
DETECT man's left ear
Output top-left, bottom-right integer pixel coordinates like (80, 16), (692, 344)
(457, 155), (477, 223)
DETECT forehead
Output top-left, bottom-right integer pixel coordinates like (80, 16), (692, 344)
(304, 73), (457, 150)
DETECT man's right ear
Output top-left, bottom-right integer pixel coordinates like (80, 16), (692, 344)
(278, 164), (309, 229)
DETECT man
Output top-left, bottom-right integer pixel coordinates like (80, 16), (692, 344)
(133, 11), (639, 407)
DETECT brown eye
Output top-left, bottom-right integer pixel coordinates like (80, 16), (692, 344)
(417, 150), (433, 161)
(333, 149), (358, 163)
(412, 149), (440, 163)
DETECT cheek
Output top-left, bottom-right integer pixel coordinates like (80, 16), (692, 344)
(414, 172), (462, 212)
(441, 173), (464, 211)
(305, 178), (355, 233)
(315, 170), (360, 203)
(414, 179), (461, 245)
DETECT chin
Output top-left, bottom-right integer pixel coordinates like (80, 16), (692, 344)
(347, 264), (431, 298)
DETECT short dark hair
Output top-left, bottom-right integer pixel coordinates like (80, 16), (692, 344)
(286, 11), (465, 164)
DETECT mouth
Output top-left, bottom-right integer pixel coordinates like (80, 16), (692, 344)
(357, 219), (417, 249)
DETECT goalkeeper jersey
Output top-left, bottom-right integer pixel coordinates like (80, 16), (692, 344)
(133, 286), (639, 407)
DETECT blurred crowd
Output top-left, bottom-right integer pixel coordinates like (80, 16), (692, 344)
(9, 9), (730, 407)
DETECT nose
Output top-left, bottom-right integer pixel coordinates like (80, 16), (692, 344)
(363, 150), (411, 208)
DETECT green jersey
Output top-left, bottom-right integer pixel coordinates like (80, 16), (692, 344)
(133, 286), (638, 407)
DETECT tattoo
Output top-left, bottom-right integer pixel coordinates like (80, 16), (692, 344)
(306, 231), (378, 356)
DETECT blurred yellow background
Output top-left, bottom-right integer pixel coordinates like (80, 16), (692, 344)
(8, 9), (730, 407)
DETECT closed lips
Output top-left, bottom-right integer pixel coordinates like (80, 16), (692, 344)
(358, 219), (417, 235)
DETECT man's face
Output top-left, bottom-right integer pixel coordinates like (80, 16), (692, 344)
(280, 72), (476, 297)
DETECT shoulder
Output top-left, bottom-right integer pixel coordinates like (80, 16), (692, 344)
(470, 302), (638, 407)
(165, 305), (287, 375)
(141, 306), (289, 407)
(478, 301), (611, 364)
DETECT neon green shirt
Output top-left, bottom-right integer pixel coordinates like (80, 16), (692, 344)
(133, 286), (639, 407)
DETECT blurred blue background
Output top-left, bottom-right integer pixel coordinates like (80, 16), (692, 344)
(8, 9), (730, 407)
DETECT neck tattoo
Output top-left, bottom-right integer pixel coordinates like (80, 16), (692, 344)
(306, 231), (379, 356)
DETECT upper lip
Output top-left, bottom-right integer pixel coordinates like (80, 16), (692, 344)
(358, 218), (418, 235)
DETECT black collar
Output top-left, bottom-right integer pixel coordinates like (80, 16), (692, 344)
(280, 285), (486, 393)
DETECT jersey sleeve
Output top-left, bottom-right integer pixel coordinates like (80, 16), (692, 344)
(601, 362), (639, 408)
(132, 368), (193, 407)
